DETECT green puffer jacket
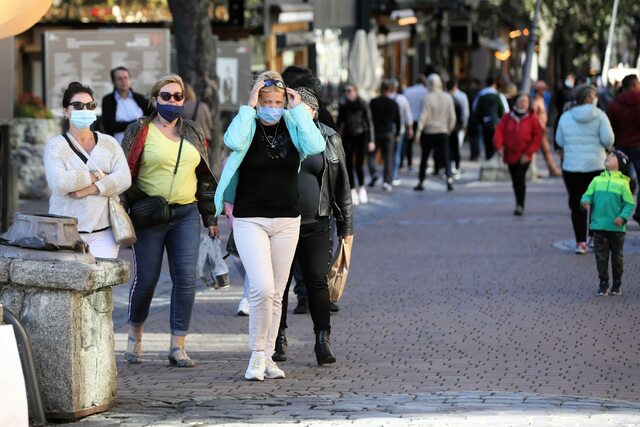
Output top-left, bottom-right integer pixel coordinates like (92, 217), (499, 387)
(581, 171), (635, 232)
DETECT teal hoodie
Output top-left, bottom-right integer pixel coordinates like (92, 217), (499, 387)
(214, 104), (326, 216)
(581, 170), (635, 232)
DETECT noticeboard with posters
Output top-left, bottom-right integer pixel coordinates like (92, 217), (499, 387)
(43, 29), (170, 117)
(217, 41), (252, 112)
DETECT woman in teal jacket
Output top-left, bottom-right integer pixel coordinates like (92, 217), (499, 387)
(214, 71), (325, 381)
(556, 84), (615, 254)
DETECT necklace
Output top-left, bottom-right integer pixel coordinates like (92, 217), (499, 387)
(257, 120), (279, 147)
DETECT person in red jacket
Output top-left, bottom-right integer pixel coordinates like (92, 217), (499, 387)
(494, 92), (542, 216)
(606, 74), (640, 223)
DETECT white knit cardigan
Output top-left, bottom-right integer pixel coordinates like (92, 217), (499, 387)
(44, 132), (132, 233)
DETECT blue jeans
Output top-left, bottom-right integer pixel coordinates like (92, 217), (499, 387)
(128, 203), (201, 336)
(392, 133), (408, 180)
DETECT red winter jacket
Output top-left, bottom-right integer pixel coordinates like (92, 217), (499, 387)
(493, 111), (542, 165)
(606, 89), (640, 150)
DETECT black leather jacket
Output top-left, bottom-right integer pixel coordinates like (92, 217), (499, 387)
(318, 123), (353, 236)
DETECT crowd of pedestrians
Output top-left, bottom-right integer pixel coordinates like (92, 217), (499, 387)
(41, 62), (638, 384)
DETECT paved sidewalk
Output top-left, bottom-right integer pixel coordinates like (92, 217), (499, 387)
(25, 156), (640, 426)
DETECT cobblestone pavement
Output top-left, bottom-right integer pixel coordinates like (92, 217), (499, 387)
(29, 156), (640, 426)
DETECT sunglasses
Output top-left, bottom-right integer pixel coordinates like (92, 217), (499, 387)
(263, 79), (286, 90)
(69, 101), (97, 110)
(158, 91), (185, 102)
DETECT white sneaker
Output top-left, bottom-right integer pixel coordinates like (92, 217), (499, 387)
(392, 179), (401, 186)
(236, 298), (249, 316)
(358, 187), (368, 204)
(264, 358), (285, 379)
(245, 352), (266, 381)
(382, 182), (393, 192)
(351, 188), (360, 206)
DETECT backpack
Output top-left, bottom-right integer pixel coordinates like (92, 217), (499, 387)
(476, 93), (503, 131)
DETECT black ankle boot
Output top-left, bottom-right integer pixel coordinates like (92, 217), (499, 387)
(272, 329), (287, 361)
(314, 330), (336, 365)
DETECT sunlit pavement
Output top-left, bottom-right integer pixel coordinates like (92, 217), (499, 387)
(26, 153), (639, 426)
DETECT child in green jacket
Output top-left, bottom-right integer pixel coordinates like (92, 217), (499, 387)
(581, 149), (635, 296)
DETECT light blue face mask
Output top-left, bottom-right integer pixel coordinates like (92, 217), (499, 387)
(256, 106), (284, 124)
(69, 110), (97, 129)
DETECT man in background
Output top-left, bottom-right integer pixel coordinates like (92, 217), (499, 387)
(101, 66), (152, 144)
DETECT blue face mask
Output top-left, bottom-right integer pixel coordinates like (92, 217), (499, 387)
(156, 103), (184, 122)
(256, 106), (284, 124)
(69, 110), (97, 129)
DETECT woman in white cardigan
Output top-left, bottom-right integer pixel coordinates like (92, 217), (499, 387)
(44, 82), (131, 258)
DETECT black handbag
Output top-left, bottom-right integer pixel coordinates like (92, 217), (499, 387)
(129, 195), (171, 227)
(129, 135), (184, 228)
(225, 230), (239, 258)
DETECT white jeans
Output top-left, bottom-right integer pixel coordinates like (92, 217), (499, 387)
(81, 229), (119, 259)
(233, 216), (301, 352)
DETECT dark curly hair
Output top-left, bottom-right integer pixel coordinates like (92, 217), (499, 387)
(281, 66), (324, 104)
(62, 81), (94, 108)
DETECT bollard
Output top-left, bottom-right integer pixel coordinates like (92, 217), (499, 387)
(0, 255), (130, 419)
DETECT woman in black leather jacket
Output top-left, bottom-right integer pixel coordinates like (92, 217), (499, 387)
(274, 86), (353, 365)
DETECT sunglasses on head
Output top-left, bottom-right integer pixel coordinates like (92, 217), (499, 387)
(263, 79), (286, 90)
(69, 101), (97, 110)
(158, 91), (184, 102)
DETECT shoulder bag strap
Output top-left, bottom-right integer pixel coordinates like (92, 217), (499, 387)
(62, 133), (89, 164)
(166, 135), (184, 201)
(191, 101), (200, 121)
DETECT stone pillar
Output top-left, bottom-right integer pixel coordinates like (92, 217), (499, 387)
(0, 256), (130, 420)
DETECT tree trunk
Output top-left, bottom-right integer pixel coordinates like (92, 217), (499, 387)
(168, 0), (222, 176)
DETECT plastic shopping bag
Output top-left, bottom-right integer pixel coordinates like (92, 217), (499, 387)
(197, 237), (230, 289)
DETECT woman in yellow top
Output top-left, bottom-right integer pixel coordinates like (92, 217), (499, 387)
(121, 74), (218, 367)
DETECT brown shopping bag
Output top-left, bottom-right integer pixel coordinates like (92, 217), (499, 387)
(328, 238), (353, 302)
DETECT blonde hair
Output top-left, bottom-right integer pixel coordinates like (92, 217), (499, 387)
(150, 74), (185, 99)
(184, 83), (196, 101)
(254, 70), (285, 94)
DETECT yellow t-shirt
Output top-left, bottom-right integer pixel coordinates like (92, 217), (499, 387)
(137, 123), (201, 205)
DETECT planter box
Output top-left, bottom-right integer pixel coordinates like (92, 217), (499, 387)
(9, 118), (61, 200)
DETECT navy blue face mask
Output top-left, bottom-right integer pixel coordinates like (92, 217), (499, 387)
(156, 103), (183, 122)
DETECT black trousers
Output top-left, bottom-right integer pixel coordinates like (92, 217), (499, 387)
(482, 126), (496, 160)
(419, 133), (451, 182)
(593, 230), (625, 286)
(371, 133), (395, 184)
(343, 132), (367, 188)
(508, 162), (530, 208)
(562, 170), (602, 243)
(403, 122), (417, 168)
(280, 218), (332, 333)
(449, 130), (461, 171)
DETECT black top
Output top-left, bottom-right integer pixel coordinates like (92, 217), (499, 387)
(369, 96), (401, 137)
(298, 153), (324, 223)
(336, 97), (373, 137)
(233, 120), (300, 218)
